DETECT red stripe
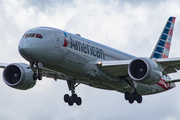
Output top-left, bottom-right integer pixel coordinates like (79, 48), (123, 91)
(168, 29), (173, 36)
(63, 38), (68, 47)
(162, 54), (168, 58)
(172, 17), (176, 23)
(165, 42), (170, 50)
(156, 78), (170, 90)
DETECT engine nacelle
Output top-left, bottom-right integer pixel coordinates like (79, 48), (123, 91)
(128, 57), (162, 85)
(3, 63), (36, 90)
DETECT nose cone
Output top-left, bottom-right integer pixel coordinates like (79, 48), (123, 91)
(18, 39), (32, 57)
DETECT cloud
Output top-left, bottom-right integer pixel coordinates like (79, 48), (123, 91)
(1, 0), (180, 120)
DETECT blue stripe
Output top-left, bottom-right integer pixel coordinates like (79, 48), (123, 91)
(169, 17), (173, 21)
(166, 22), (171, 28)
(156, 46), (164, 53)
(64, 32), (67, 37)
(163, 28), (169, 34)
(153, 53), (162, 58)
(161, 34), (168, 40)
(158, 40), (166, 47)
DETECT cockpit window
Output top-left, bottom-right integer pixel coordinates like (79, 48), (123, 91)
(30, 33), (35, 37)
(35, 34), (43, 38)
(22, 33), (43, 39)
(22, 33), (27, 38)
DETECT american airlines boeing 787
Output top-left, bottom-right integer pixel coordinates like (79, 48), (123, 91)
(1, 17), (180, 106)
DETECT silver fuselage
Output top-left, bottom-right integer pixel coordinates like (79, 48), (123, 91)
(18, 27), (175, 95)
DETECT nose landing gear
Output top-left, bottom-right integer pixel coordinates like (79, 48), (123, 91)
(30, 62), (43, 80)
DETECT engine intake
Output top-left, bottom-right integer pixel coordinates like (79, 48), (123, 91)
(3, 63), (36, 90)
(128, 57), (162, 85)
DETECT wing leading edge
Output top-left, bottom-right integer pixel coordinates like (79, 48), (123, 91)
(97, 57), (180, 77)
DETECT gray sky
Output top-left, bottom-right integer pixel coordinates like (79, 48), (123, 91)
(1, 0), (180, 120)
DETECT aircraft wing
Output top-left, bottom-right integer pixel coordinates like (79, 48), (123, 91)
(96, 57), (180, 77)
(155, 57), (180, 74)
(96, 60), (131, 76)
(0, 62), (67, 81)
(0, 63), (9, 68)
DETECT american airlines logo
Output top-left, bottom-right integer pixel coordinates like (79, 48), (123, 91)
(63, 38), (68, 47)
(63, 36), (105, 59)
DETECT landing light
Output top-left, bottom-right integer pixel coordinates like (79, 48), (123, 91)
(97, 62), (102, 65)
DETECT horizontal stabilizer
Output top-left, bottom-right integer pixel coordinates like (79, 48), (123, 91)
(165, 79), (180, 83)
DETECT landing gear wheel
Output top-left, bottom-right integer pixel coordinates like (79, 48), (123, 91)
(76, 97), (82, 106)
(33, 73), (37, 80)
(137, 95), (142, 103)
(68, 99), (74, 106)
(125, 92), (130, 100)
(124, 91), (143, 104)
(133, 91), (139, 101)
(64, 81), (82, 106)
(64, 94), (82, 106)
(31, 62), (43, 81)
(128, 97), (134, 104)
(122, 77), (143, 104)
(64, 94), (69, 103)
(72, 94), (78, 102)
(37, 73), (42, 80)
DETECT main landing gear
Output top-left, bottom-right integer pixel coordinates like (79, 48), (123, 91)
(30, 62), (43, 80)
(64, 80), (82, 106)
(123, 77), (143, 104)
(124, 91), (142, 104)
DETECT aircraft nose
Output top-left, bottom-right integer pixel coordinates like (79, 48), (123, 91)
(18, 39), (32, 57)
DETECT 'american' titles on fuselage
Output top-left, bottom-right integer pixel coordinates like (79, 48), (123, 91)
(69, 36), (105, 59)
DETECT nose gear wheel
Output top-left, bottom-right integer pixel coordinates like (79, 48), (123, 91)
(30, 62), (43, 80)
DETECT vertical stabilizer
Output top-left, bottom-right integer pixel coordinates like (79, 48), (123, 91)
(150, 17), (176, 58)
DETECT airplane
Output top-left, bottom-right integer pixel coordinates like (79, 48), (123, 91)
(1, 16), (180, 106)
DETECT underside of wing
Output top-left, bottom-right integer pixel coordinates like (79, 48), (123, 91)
(41, 67), (67, 81)
(155, 57), (180, 74)
(96, 60), (131, 76)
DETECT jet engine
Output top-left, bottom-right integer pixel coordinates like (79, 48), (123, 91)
(3, 63), (36, 90)
(128, 57), (162, 85)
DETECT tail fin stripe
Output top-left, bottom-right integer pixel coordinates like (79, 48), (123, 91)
(163, 48), (169, 56)
(161, 34), (168, 40)
(167, 36), (172, 43)
(162, 54), (168, 58)
(166, 22), (171, 28)
(163, 28), (169, 34)
(165, 42), (170, 50)
(172, 17), (176, 23)
(158, 40), (166, 47)
(168, 29), (173, 36)
(150, 17), (176, 59)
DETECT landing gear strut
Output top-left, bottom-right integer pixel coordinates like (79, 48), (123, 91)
(64, 80), (82, 106)
(121, 77), (143, 104)
(30, 62), (43, 80)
